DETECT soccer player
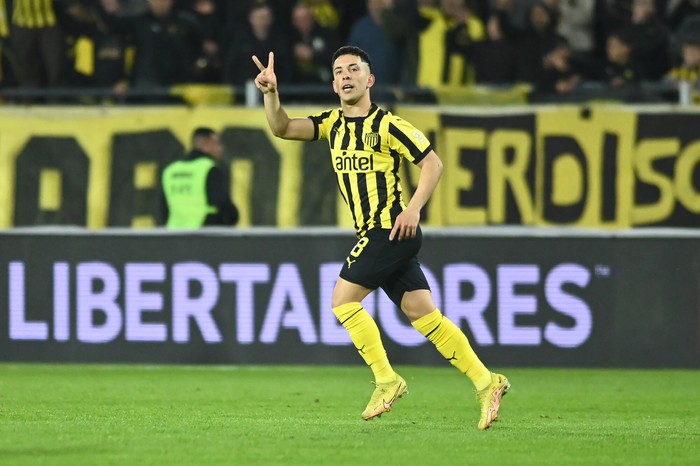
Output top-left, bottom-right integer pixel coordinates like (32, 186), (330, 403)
(251, 46), (509, 429)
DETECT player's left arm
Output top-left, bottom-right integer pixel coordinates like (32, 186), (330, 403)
(389, 150), (443, 241)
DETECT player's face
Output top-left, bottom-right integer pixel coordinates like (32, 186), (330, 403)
(331, 54), (374, 104)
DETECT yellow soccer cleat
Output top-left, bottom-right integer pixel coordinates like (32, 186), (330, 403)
(476, 372), (510, 430)
(361, 374), (408, 420)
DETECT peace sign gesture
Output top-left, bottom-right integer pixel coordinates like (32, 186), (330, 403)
(252, 52), (278, 95)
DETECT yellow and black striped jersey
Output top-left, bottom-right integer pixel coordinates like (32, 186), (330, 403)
(667, 66), (700, 83)
(12, 0), (56, 28)
(309, 103), (432, 237)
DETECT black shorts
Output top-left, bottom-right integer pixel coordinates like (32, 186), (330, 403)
(339, 226), (431, 307)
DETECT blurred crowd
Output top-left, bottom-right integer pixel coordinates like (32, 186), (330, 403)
(1, 0), (700, 102)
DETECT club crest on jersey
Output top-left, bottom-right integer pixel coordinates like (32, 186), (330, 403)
(364, 132), (380, 147)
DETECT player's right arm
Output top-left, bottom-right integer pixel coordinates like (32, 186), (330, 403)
(252, 52), (314, 141)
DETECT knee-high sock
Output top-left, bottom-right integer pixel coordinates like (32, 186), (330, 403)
(412, 308), (491, 390)
(333, 302), (395, 384)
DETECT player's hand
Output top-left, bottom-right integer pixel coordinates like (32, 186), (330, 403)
(252, 52), (278, 94)
(389, 208), (420, 241)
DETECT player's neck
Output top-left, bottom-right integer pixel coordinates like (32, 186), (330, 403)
(341, 95), (373, 118)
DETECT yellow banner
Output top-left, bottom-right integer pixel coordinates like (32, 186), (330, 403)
(1, 105), (698, 229)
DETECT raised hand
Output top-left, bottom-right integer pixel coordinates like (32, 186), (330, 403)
(252, 52), (278, 94)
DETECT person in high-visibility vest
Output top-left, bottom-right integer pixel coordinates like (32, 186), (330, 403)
(161, 127), (239, 228)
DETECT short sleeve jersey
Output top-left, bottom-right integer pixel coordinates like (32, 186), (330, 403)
(309, 103), (432, 236)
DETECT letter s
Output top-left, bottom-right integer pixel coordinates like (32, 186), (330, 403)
(543, 263), (592, 348)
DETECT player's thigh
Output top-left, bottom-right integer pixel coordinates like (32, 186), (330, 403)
(331, 277), (373, 308)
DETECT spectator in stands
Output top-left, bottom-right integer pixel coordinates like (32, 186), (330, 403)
(11, 0), (67, 89)
(378, 0), (434, 86)
(379, 0), (490, 89)
(664, 34), (700, 93)
(665, 0), (700, 32)
(187, 0), (226, 83)
(225, 0), (295, 40)
(627, 0), (670, 80)
(538, 36), (584, 93)
(162, 127), (239, 228)
(514, 1), (565, 88)
(289, 1), (339, 84)
(405, 0), (486, 88)
(666, 10), (700, 64)
(601, 28), (641, 88)
(0, 0), (17, 89)
(347, 0), (402, 85)
(99, 0), (205, 90)
(301, 0), (341, 32)
(471, 10), (520, 84)
(335, 0), (369, 43)
(224, 0), (293, 86)
(605, 0), (631, 29)
(58, 0), (133, 97)
(556, 0), (608, 65)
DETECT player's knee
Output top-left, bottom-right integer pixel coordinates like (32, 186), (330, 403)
(400, 290), (437, 322)
(330, 294), (348, 309)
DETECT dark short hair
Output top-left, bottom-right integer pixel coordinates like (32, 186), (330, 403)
(192, 127), (217, 145)
(332, 46), (372, 73)
(608, 28), (634, 48)
(683, 34), (700, 48)
(249, 0), (271, 14)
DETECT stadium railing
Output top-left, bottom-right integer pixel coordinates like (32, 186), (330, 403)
(0, 80), (691, 107)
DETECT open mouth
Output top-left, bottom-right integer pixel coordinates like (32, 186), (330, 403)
(341, 84), (354, 91)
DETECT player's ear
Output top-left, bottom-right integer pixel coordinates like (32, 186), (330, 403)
(366, 73), (375, 89)
(332, 79), (339, 95)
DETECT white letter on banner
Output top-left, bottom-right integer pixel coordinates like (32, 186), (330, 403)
(544, 264), (592, 348)
(125, 263), (166, 342)
(377, 292), (424, 346)
(172, 263), (222, 343)
(77, 262), (122, 343)
(498, 265), (541, 345)
(9, 262), (49, 340)
(219, 263), (270, 344)
(443, 264), (494, 345)
(424, 266), (443, 311)
(260, 263), (317, 344)
(319, 262), (349, 345)
(53, 262), (70, 341)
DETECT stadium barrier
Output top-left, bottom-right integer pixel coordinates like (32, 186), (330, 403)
(1, 227), (698, 368)
(1, 104), (699, 229)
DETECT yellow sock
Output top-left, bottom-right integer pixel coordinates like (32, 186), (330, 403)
(333, 302), (395, 384)
(412, 308), (491, 390)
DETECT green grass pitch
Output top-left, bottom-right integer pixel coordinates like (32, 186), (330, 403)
(1, 364), (698, 465)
